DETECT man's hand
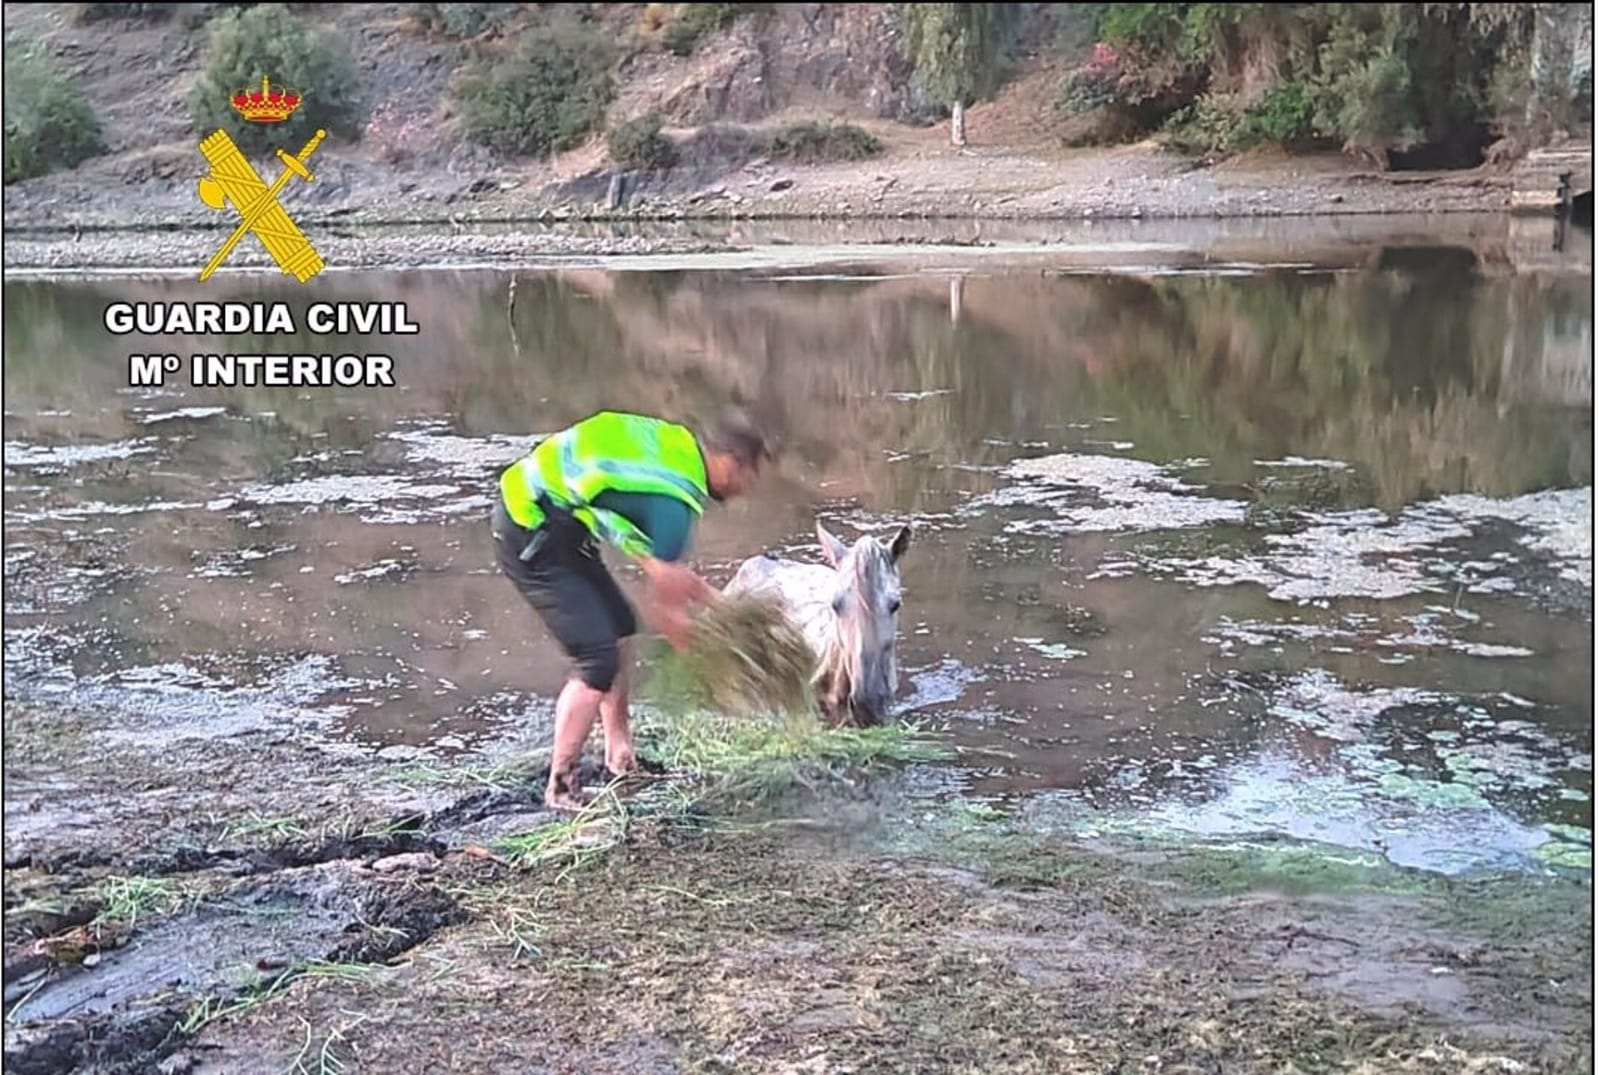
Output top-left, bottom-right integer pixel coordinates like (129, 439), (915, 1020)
(639, 557), (716, 609)
(648, 602), (695, 651)
(638, 557), (717, 650)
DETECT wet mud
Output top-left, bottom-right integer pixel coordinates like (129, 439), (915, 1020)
(1, 716), (613, 1075)
(3, 702), (1592, 1074)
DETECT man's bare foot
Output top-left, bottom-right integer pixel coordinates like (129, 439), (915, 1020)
(544, 785), (591, 812)
(605, 742), (638, 778)
(544, 769), (591, 812)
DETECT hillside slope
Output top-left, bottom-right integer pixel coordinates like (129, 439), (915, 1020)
(1, 3), (1523, 237)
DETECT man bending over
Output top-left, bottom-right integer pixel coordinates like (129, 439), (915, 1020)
(491, 410), (770, 810)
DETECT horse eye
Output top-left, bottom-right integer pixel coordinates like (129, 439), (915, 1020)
(888, 598), (901, 614)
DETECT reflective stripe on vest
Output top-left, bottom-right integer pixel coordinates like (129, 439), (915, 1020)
(498, 412), (709, 546)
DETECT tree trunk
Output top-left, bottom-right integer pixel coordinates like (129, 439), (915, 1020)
(950, 100), (966, 147)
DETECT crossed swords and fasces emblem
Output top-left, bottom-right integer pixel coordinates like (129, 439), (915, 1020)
(196, 127), (327, 283)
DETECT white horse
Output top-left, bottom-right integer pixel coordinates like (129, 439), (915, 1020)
(724, 520), (913, 726)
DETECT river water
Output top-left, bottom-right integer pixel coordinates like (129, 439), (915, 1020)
(3, 221), (1593, 880)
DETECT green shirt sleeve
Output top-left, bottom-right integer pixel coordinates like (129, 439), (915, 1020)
(590, 490), (696, 562)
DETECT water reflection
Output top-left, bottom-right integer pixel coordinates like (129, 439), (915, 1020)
(3, 241), (1592, 875)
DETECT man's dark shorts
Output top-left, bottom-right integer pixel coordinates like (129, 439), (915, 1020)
(491, 499), (638, 693)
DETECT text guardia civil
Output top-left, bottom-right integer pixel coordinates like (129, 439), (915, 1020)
(108, 301), (418, 389)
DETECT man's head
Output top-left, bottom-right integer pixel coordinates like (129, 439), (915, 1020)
(700, 415), (772, 501)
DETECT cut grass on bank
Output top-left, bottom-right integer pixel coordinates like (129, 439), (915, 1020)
(637, 707), (948, 805)
(487, 707), (950, 872)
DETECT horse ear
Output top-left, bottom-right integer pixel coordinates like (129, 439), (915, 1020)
(887, 525), (912, 564)
(816, 520), (848, 566)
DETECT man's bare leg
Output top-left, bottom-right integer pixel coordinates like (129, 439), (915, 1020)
(601, 639), (636, 776)
(546, 676), (604, 811)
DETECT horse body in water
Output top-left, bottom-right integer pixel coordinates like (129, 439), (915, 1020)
(724, 520), (912, 726)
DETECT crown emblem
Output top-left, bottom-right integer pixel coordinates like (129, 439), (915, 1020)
(231, 76), (302, 124)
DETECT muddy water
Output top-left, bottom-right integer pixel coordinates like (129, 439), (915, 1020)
(4, 234), (1592, 880)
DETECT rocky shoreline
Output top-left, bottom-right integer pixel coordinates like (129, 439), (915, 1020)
(3, 137), (1530, 273)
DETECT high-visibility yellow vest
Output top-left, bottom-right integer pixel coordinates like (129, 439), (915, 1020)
(499, 411), (709, 558)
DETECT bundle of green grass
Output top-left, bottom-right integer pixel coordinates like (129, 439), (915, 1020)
(670, 594), (816, 718)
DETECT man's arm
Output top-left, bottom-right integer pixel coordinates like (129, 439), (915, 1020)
(592, 492), (717, 647)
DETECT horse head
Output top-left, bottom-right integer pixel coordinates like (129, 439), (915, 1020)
(723, 519), (913, 727)
(812, 520), (911, 726)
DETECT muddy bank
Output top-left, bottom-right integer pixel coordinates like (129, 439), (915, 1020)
(3, 131), (1525, 278)
(2, 140), (1515, 235)
(3, 693), (1592, 1075)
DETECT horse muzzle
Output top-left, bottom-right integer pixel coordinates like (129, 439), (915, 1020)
(847, 684), (895, 726)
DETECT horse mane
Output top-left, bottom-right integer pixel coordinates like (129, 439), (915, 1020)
(811, 539), (892, 722)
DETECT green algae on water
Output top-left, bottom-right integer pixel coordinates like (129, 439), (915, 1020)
(1534, 823), (1593, 871)
(1373, 772), (1495, 812)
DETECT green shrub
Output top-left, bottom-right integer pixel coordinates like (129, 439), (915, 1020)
(71, 3), (175, 24)
(607, 111), (678, 170)
(668, 120), (882, 169)
(456, 15), (614, 158)
(73, 2), (263, 28)
(661, 3), (764, 57)
(3, 40), (106, 183)
(410, 3), (516, 38)
(1307, 13), (1422, 159)
(1158, 93), (1241, 154)
(187, 5), (365, 156)
(1072, 4), (1528, 163)
(1238, 81), (1315, 146)
(760, 121), (882, 163)
(1160, 81), (1316, 154)
(1096, 2), (1254, 63)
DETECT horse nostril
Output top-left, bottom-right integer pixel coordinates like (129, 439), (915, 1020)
(832, 594), (846, 614)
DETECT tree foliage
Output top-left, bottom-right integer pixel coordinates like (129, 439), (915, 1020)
(455, 12), (615, 158)
(897, 3), (1024, 109)
(4, 39), (106, 183)
(187, 5), (366, 156)
(659, 4), (767, 57)
(1062, 2), (1573, 163)
(607, 111), (678, 171)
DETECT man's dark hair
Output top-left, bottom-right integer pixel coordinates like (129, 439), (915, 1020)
(701, 414), (772, 470)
